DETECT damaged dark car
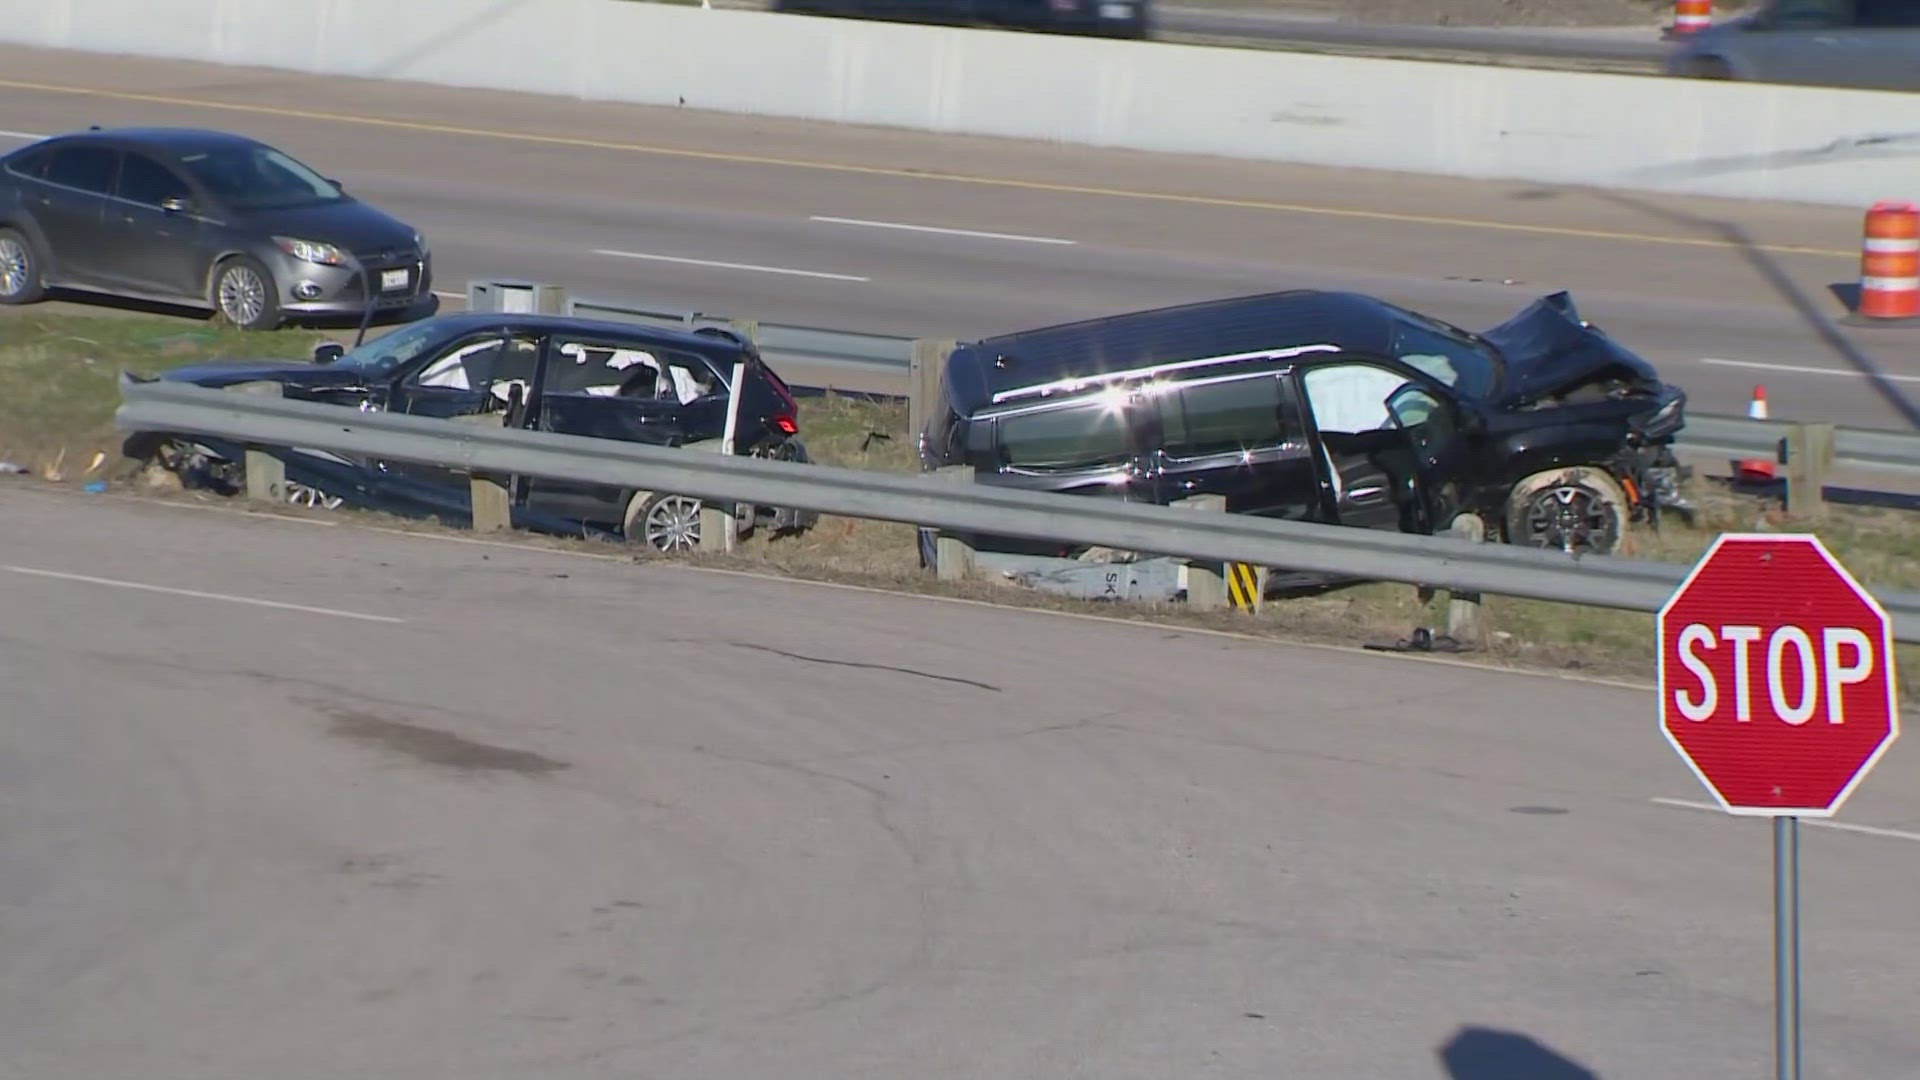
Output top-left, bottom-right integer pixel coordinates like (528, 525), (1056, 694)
(122, 311), (820, 550)
(917, 288), (1690, 572)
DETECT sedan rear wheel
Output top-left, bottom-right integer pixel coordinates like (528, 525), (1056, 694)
(0, 228), (46, 305)
(213, 256), (281, 331)
(638, 492), (704, 554)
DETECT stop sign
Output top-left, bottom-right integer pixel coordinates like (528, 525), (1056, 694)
(1659, 533), (1899, 817)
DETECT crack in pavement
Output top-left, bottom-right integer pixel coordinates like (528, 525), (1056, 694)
(726, 641), (1002, 693)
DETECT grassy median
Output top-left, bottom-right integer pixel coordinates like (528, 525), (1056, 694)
(2, 311), (1914, 695)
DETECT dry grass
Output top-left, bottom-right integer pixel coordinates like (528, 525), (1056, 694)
(3, 313), (1914, 696)
(0, 314), (323, 476)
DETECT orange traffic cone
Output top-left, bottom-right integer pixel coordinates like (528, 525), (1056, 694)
(1737, 385), (1777, 481)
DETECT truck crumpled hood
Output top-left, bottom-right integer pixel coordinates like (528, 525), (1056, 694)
(1480, 291), (1666, 406)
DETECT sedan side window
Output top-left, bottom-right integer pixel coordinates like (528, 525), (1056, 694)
(407, 334), (539, 403)
(114, 153), (192, 208)
(544, 340), (723, 403)
(44, 145), (119, 195)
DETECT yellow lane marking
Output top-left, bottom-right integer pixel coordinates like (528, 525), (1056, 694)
(0, 76), (1855, 259)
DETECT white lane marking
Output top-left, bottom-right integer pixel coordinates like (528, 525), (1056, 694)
(1699, 357), (1920, 384)
(1651, 797), (1920, 842)
(809, 215), (1077, 246)
(0, 129), (45, 141)
(593, 248), (869, 282)
(431, 290), (466, 301)
(3, 565), (404, 624)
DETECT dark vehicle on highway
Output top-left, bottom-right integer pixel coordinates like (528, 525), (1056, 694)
(771, 0), (1151, 38)
(1665, 0), (1920, 90)
(0, 127), (436, 331)
(917, 289), (1690, 573)
(122, 312), (819, 551)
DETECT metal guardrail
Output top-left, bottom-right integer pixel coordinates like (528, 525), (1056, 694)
(113, 376), (1920, 643)
(495, 284), (1920, 476)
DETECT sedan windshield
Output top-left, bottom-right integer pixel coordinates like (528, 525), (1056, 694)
(174, 144), (344, 210)
(1389, 313), (1503, 400)
(330, 320), (448, 379)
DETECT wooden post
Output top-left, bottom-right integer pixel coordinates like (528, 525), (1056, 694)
(934, 464), (975, 582)
(226, 381), (285, 504)
(1783, 422), (1834, 519)
(910, 339), (957, 452)
(1172, 494), (1227, 611)
(1442, 512), (1487, 649)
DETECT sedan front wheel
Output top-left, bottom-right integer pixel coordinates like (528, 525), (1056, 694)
(213, 256), (282, 331)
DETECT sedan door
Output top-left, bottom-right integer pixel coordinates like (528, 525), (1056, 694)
(102, 151), (206, 300)
(31, 143), (119, 286)
(383, 330), (542, 489)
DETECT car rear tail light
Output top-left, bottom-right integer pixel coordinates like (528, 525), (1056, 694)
(773, 415), (799, 435)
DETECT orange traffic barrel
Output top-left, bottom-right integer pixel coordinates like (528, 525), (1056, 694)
(1860, 201), (1920, 320)
(1673, 0), (1711, 33)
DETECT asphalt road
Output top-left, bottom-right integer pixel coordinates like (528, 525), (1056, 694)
(3, 478), (1919, 1079)
(2, 45), (1919, 435)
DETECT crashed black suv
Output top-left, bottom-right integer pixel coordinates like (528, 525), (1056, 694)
(123, 311), (819, 550)
(918, 289), (1689, 562)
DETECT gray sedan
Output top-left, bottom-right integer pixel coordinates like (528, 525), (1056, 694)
(0, 127), (436, 330)
(1665, 0), (1920, 90)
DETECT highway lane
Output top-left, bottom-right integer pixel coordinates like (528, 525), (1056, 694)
(2, 45), (1918, 433)
(4, 479), (1920, 1078)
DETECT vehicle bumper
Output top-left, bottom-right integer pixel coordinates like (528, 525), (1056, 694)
(265, 250), (436, 318)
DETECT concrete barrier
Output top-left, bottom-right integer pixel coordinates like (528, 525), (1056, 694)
(7, 0), (1920, 207)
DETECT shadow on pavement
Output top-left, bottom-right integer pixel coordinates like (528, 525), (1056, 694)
(1439, 1025), (1601, 1080)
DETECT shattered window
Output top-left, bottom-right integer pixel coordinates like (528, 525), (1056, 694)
(546, 340), (723, 404)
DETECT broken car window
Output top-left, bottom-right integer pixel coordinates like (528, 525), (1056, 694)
(546, 340), (723, 404)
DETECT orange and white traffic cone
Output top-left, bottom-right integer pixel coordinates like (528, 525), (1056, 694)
(1737, 385), (1777, 481)
(1673, 0), (1711, 33)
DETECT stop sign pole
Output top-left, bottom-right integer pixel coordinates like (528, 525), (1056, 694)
(1659, 533), (1899, 1080)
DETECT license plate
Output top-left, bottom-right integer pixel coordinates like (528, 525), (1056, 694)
(379, 268), (409, 292)
(1099, 2), (1131, 16)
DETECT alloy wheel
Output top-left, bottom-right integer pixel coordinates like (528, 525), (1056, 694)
(643, 495), (703, 553)
(1523, 484), (1618, 554)
(0, 236), (30, 299)
(217, 264), (267, 327)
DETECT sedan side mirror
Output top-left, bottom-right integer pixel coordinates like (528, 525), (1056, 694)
(312, 341), (345, 364)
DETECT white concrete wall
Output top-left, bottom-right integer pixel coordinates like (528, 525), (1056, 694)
(7, 0), (1920, 207)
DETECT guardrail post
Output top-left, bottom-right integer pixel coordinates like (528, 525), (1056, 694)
(910, 339), (958, 446)
(699, 442), (738, 553)
(226, 381), (285, 504)
(469, 473), (511, 533)
(1783, 422), (1834, 519)
(934, 465), (976, 582)
(1172, 494), (1228, 611)
(1442, 513), (1487, 648)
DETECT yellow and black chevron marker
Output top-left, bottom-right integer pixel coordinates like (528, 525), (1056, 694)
(1226, 563), (1264, 613)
